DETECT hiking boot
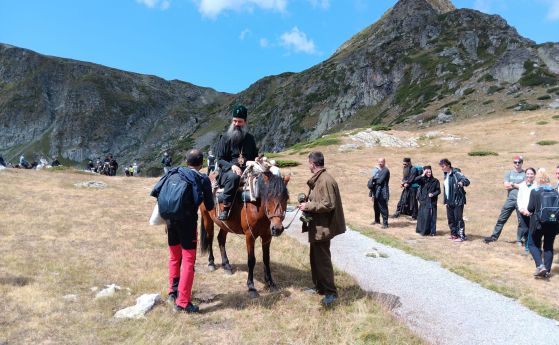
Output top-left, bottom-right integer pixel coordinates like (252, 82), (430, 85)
(218, 207), (230, 220)
(174, 302), (200, 313)
(484, 236), (496, 244)
(391, 213), (400, 219)
(321, 294), (337, 307)
(533, 265), (548, 277)
(452, 237), (464, 243)
(167, 293), (177, 305)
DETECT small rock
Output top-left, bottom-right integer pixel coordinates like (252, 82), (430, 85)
(365, 248), (388, 258)
(63, 294), (78, 302)
(338, 144), (360, 152)
(549, 99), (559, 109)
(91, 286), (98, 292)
(437, 110), (453, 124)
(75, 181), (108, 189)
(193, 292), (216, 303)
(114, 293), (161, 319)
(95, 284), (121, 299)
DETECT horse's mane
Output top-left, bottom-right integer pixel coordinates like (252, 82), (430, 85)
(258, 173), (289, 202)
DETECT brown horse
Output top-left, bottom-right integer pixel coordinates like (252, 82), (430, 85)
(199, 172), (289, 298)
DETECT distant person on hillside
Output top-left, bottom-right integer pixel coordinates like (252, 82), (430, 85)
(439, 158), (470, 242)
(392, 158), (419, 219)
(297, 151), (346, 307)
(413, 166), (441, 236)
(133, 161), (139, 176)
(207, 150), (215, 174)
(369, 157), (390, 228)
(526, 169), (559, 278)
(516, 167), (537, 250)
(0, 155), (6, 167)
(484, 156), (526, 244)
(269, 160), (281, 177)
(151, 149), (214, 313)
(86, 159), (95, 171)
(162, 152), (172, 174)
(108, 155), (118, 176)
(19, 155), (31, 169)
(94, 157), (102, 173)
(51, 157), (61, 167)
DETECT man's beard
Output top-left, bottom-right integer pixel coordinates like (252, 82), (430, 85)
(227, 124), (247, 146)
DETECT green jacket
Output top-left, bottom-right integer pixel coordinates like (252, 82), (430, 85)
(303, 169), (346, 242)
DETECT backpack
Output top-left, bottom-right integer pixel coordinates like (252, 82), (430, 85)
(537, 189), (559, 224)
(157, 168), (203, 221)
(415, 165), (424, 176)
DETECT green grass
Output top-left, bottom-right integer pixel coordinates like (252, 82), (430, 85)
(536, 121), (549, 125)
(463, 88), (475, 95)
(262, 152), (282, 158)
(537, 95), (552, 100)
(370, 125), (392, 131)
(547, 86), (559, 93)
(552, 115), (559, 120)
(482, 99), (494, 105)
(468, 150), (498, 157)
(289, 135), (341, 152)
(521, 297), (559, 319)
(487, 86), (504, 95)
(536, 140), (558, 146)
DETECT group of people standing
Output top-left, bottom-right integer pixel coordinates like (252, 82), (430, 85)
(369, 157), (469, 242)
(483, 157), (559, 278)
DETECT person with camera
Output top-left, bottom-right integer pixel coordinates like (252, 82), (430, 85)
(298, 151), (346, 307)
(439, 158), (470, 242)
(369, 157), (390, 228)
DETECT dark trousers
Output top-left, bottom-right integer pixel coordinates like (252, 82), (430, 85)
(310, 240), (337, 296)
(446, 204), (465, 239)
(373, 197), (389, 225)
(219, 170), (241, 205)
(528, 225), (557, 271)
(490, 197), (521, 240)
(518, 215), (530, 243)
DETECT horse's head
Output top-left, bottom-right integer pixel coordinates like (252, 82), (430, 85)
(258, 172), (289, 237)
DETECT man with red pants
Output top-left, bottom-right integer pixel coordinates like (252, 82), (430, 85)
(152, 149), (214, 313)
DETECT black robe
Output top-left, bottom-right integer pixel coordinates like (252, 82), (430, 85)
(414, 175), (441, 235)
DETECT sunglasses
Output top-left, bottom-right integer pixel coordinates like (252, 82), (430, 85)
(513, 161), (522, 164)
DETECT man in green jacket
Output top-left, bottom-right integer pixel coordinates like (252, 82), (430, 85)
(298, 151), (346, 307)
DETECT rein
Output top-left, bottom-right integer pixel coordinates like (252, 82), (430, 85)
(281, 208), (301, 229)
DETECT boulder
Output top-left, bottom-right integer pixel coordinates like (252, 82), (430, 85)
(114, 293), (162, 319)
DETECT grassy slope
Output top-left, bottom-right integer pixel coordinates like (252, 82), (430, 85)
(0, 169), (425, 345)
(281, 107), (559, 320)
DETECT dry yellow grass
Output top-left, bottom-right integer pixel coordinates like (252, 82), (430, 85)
(281, 108), (559, 319)
(0, 168), (425, 344)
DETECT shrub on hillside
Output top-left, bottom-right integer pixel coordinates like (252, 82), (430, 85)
(468, 150), (498, 157)
(536, 121), (548, 125)
(275, 160), (300, 168)
(536, 140), (558, 146)
(370, 125), (392, 131)
(537, 95), (552, 100)
(552, 115), (559, 120)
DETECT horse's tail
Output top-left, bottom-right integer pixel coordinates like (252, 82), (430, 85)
(199, 204), (212, 254)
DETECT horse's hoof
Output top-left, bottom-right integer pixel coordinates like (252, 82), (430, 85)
(268, 285), (279, 293)
(208, 264), (216, 272)
(248, 290), (259, 299)
(224, 269), (233, 275)
(222, 264), (233, 274)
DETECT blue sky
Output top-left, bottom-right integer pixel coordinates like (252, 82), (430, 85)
(1, 0), (558, 93)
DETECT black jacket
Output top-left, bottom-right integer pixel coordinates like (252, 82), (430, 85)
(527, 186), (559, 233)
(442, 168), (470, 206)
(371, 167), (390, 200)
(414, 175), (441, 206)
(215, 133), (258, 172)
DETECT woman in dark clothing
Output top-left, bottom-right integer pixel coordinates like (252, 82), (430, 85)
(413, 166), (441, 236)
(527, 169), (559, 278)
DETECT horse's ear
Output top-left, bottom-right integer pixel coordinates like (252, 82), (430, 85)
(283, 175), (290, 186)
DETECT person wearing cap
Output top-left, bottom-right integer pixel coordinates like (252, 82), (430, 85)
(393, 157), (419, 219)
(207, 150), (216, 174)
(215, 104), (259, 220)
(413, 165), (441, 236)
(439, 158), (470, 242)
(484, 156), (526, 244)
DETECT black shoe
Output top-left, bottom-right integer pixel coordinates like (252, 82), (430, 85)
(174, 302), (199, 313)
(218, 208), (230, 220)
(484, 236), (496, 244)
(167, 293), (177, 304)
(382, 224), (389, 229)
(391, 213), (400, 219)
(321, 294), (337, 307)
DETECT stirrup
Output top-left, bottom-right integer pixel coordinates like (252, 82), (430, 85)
(218, 208), (230, 220)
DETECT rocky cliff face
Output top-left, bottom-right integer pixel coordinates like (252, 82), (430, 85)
(1, 0), (558, 169)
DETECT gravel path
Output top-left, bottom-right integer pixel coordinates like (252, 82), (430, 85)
(284, 210), (559, 345)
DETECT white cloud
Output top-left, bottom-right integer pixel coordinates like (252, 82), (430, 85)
(136, 0), (171, 10)
(259, 38), (270, 47)
(473, 0), (507, 14)
(239, 28), (251, 40)
(280, 27), (318, 54)
(308, 0), (330, 9)
(473, 0), (492, 13)
(195, 0), (288, 18)
(544, 0), (559, 20)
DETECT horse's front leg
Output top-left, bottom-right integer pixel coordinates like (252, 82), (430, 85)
(217, 228), (233, 274)
(200, 212), (216, 271)
(245, 234), (258, 298)
(262, 236), (277, 291)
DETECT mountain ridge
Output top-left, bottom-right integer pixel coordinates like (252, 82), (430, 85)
(1, 0), (558, 173)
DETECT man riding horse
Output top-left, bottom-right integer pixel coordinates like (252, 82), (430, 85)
(215, 104), (259, 220)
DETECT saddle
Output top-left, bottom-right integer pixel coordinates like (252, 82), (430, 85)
(211, 160), (272, 205)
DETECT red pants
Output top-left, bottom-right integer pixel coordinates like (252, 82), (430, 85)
(168, 245), (197, 308)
